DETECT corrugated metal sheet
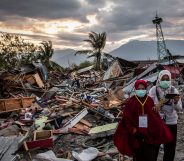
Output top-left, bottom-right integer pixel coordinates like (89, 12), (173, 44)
(0, 136), (23, 161)
(176, 59), (184, 64)
(77, 66), (93, 74)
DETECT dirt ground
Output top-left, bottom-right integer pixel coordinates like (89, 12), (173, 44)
(157, 112), (184, 161)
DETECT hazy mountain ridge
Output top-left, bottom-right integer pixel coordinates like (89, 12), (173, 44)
(110, 40), (184, 60)
(52, 40), (184, 67)
(51, 49), (90, 67)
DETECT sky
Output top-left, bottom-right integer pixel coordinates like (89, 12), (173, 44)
(0, 0), (183, 52)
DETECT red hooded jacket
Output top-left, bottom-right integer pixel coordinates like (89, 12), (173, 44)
(113, 95), (173, 156)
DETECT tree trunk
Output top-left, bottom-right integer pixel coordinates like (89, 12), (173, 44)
(96, 53), (101, 71)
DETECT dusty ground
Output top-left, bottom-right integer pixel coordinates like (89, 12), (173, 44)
(157, 112), (184, 161)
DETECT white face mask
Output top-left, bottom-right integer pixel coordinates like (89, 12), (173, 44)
(160, 81), (171, 89)
(135, 89), (147, 98)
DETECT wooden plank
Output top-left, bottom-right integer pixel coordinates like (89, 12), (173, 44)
(0, 101), (5, 112)
(79, 119), (92, 127)
(0, 97), (35, 113)
(23, 139), (32, 161)
(33, 73), (44, 88)
(2, 74), (15, 80)
(26, 73), (44, 88)
(22, 98), (35, 108)
(34, 130), (52, 141)
(5, 99), (22, 112)
(73, 123), (90, 133)
(60, 111), (77, 117)
(26, 76), (36, 84)
(14, 121), (25, 126)
(74, 123), (85, 130)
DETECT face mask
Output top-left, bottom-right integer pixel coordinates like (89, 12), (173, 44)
(135, 90), (147, 98)
(160, 81), (171, 89)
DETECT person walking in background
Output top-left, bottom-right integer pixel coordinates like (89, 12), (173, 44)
(149, 70), (182, 161)
(114, 79), (173, 161)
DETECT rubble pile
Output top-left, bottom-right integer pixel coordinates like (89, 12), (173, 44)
(0, 58), (184, 161)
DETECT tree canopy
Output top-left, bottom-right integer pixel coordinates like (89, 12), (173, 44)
(0, 33), (54, 70)
(75, 31), (112, 70)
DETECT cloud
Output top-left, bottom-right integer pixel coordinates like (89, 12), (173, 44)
(0, 0), (107, 22)
(0, 0), (183, 52)
(0, 0), (80, 20)
(95, 0), (184, 34)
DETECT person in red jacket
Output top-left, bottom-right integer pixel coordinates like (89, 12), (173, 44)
(113, 79), (173, 161)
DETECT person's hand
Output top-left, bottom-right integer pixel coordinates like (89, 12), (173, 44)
(152, 104), (161, 112)
(173, 95), (180, 104)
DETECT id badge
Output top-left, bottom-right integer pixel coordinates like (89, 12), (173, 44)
(139, 115), (148, 128)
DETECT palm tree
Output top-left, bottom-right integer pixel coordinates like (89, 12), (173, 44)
(75, 31), (112, 70)
(39, 41), (54, 68)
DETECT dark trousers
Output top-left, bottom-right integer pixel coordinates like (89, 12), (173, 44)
(155, 124), (177, 161)
(133, 142), (156, 161)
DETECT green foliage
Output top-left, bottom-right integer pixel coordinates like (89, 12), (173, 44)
(38, 41), (54, 69)
(0, 34), (40, 70)
(78, 60), (93, 69)
(0, 33), (54, 71)
(75, 31), (111, 71)
(71, 63), (79, 71)
(49, 61), (64, 72)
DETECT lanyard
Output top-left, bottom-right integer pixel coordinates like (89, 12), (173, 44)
(135, 95), (148, 114)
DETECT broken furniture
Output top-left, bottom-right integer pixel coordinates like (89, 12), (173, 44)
(26, 130), (53, 149)
(0, 97), (35, 113)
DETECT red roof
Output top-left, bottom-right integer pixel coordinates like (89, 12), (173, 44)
(163, 65), (180, 78)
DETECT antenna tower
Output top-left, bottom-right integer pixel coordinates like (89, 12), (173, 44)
(152, 14), (169, 62)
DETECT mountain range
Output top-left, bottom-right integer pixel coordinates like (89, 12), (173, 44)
(52, 40), (184, 67)
(51, 49), (91, 68)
